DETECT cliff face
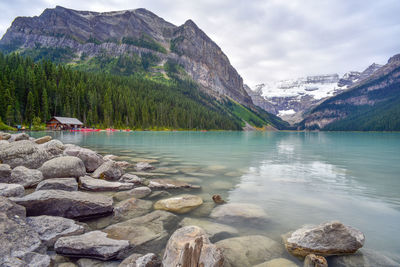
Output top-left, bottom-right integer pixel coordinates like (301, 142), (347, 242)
(0, 6), (252, 106)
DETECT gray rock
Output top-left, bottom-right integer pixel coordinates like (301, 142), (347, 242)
(0, 141), (50, 168)
(190, 201), (216, 217)
(11, 190), (113, 219)
(79, 175), (134, 191)
(179, 217), (238, 242)
(10, 166), (44, 188)
(39, 139), (65, 157)
(119, 173), (147, 185)
(147, 190), (171, 200)
(119, 253), (161, 267)
(135, 162), (155, 171)
(329, 249), (400, 267)
(113, 198), (153, 221)
(26, 215), (87, 247)
(64, 144), (105, 172)
(154, 194), (203, 214)
(0, 164), (12, 181)
(0, 183), (25, 197)
(210, 203), (268, 225)
(113, 186), (152, 201)
(253, 258), (299, 267)
(103, 210), (179, 255)
(36, 178), (78, 191)
(39, 156), (86, 179)
(162, 226), (224, 267)
(103, 154), (118, 161)
(215, 235), (284, 267)
(54, 231), (129, 260)
(0, 131), (11, 140)
(304, 254), (327, 267)
(9, 133), (30, 142)
(148, 178), (200, 190)
(283, 221), (365, 258)
(92, 161), (124, 181)
(34, 135), (52, 144)
(2, 252), (51, 267)
(0, 195), (26, 219)
(77, 258), (120, 267)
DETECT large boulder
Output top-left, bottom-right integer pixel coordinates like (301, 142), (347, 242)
(103, 210), (179, 255)
(64, 144), (104, 172)
(10, 166), (44, 188)
(0, 183), (25, 197)
(329, 248), (400, 267)
(179, 217), (238, 242)
(11, 190), (113, 219)
(79, 176), (134, 191)
(0, 140), (54, 168)
(0, 131), (11, 140)
(283, 221), (365, 258)
(2, 252), (51, 267)
(134, 162), (155, 171)
(162, 226), (224, 267)
(215, 235), (284, 267)
(148, 179), (200, 189)
(9, 133), (30, 142)
(253, 258), (299, 267)
(119, 253), (161, 267)
(92, 161), (124, 181)
(210, 203), (268, 225)
(54, 231), (129, 260)
(34, 136), (52, 144)
(39, 139), (65, 157)
(154, 194), (203, 214)
(36, 178), (78, 191)
(113, 186), (152, 201)
(26, 215), (87, 247)
(0, 164), (12, 181)
(39, 156), (86, 179)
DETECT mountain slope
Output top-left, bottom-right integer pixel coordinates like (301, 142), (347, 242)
(300, 54), (400, 131)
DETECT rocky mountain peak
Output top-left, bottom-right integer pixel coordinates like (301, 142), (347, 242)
(388, 53), (400, 64)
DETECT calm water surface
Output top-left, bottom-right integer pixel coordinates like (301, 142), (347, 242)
(31, 131), (400, 263)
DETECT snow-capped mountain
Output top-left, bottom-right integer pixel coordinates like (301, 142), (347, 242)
(247, 63), (383, 124)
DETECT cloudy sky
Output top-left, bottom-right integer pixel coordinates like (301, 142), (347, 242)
(1, 0), (399, 86)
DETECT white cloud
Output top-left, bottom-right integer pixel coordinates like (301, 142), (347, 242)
(1, 0), (399, 86)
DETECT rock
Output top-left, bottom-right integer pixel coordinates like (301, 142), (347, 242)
(0, 164), (12, 180)
(154, 194), (203, 214)
(9, 133), (30, 142)
(135, 162), (155, 171)
(190, 201), (216, 217)
(119, 253), (161, 267)
(36, 178), (78, 191)
(215, 235), (284, 267)
(113, 198), (153, 221)
(0, 196), (26, 218)
(130, 172), (166, 177)
(10, 166), (44, 188)
(39, 156), (86, 179)
(0, 131), (11, 140)
(26, 215), (87, 247)
(283, 221), (365, 258)
(79, 176), (134, 191)
(54, 231), (129, 260)
(179, 217), (238, 242)
(212, 194), (225, 204)
(64, 144), (105, 172)
(210, 203), (268, 225)
(162, 226), (224, 267)
(59, 263), (78, 267)
(4, 252), (51, 267)
(77, 258), (120, 267)
(39, 139), (65, 157)
(119, 173), (147, 185)
(113, 186), (152, 201)
(209, 181), (233, 190)
(329, 248), (400, 267)
(131, 158), (159, 163)
(0, 183), (25, 197)
(11, 190), (113, 219)
(147, 190), (171, 200)
(103, 210), (179, 255)
(35, 135), (52, 144)
(254, 258), (299, 267)
(92, 161), (124, 181)
(115, 161), (130, 169)
(103, 154), (118, 161)
(148, 179), (200, 190)
(304, 254), (328, 267)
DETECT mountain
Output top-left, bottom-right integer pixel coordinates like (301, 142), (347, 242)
(247, 64), (382, 124)
(0, 6), (290, 130)
(300, 54), (400, 131)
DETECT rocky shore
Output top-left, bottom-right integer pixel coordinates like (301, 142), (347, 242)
(0, 132), (397, 266)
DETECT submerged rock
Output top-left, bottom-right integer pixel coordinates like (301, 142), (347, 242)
(79, 175), (133, 191)
(215, 235), (284, 267)
(328, 248), (400, 267)
(39, 156), (86, 179)
(253, 258), (298, 267)
(11, 190), (113, 219)
(10, 166), (44, 188)
(210, 203), (268, 225)
(64, 144), (105, 172)
(283, 221), (365, 258)
(92, 161), (124, 181)
(119, 253), (161, 267)
(113, 198), (153, 222)
(54, 231), (129, 260)
(154, 194), (203, 214)
(103, 210), (179, 255)
(34, 136), (52, 144)
(113, 186), (152, 201)
(26, 215), (87, 247)
(304, 254), (328, 267)
(148, 178), (200, 190)
(135, 162), (155, 171)
(118, 173), (147, 185)
(162, 226), (224, 267)
(179, 217), (238, 242)
(36, 178), (78, 191)
(0, 183), (25, 197)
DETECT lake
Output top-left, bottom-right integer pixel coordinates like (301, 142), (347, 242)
(30, 131), (400, 264)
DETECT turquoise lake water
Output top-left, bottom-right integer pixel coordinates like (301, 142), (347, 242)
(30, 131), (400, 263)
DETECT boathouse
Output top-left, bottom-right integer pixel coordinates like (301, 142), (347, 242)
(46, 116), (84, 130)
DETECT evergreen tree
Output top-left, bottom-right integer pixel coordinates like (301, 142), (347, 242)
(25, 91), (34, 128)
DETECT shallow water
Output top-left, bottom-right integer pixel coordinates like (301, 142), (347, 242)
(30, 131), (400, 263)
